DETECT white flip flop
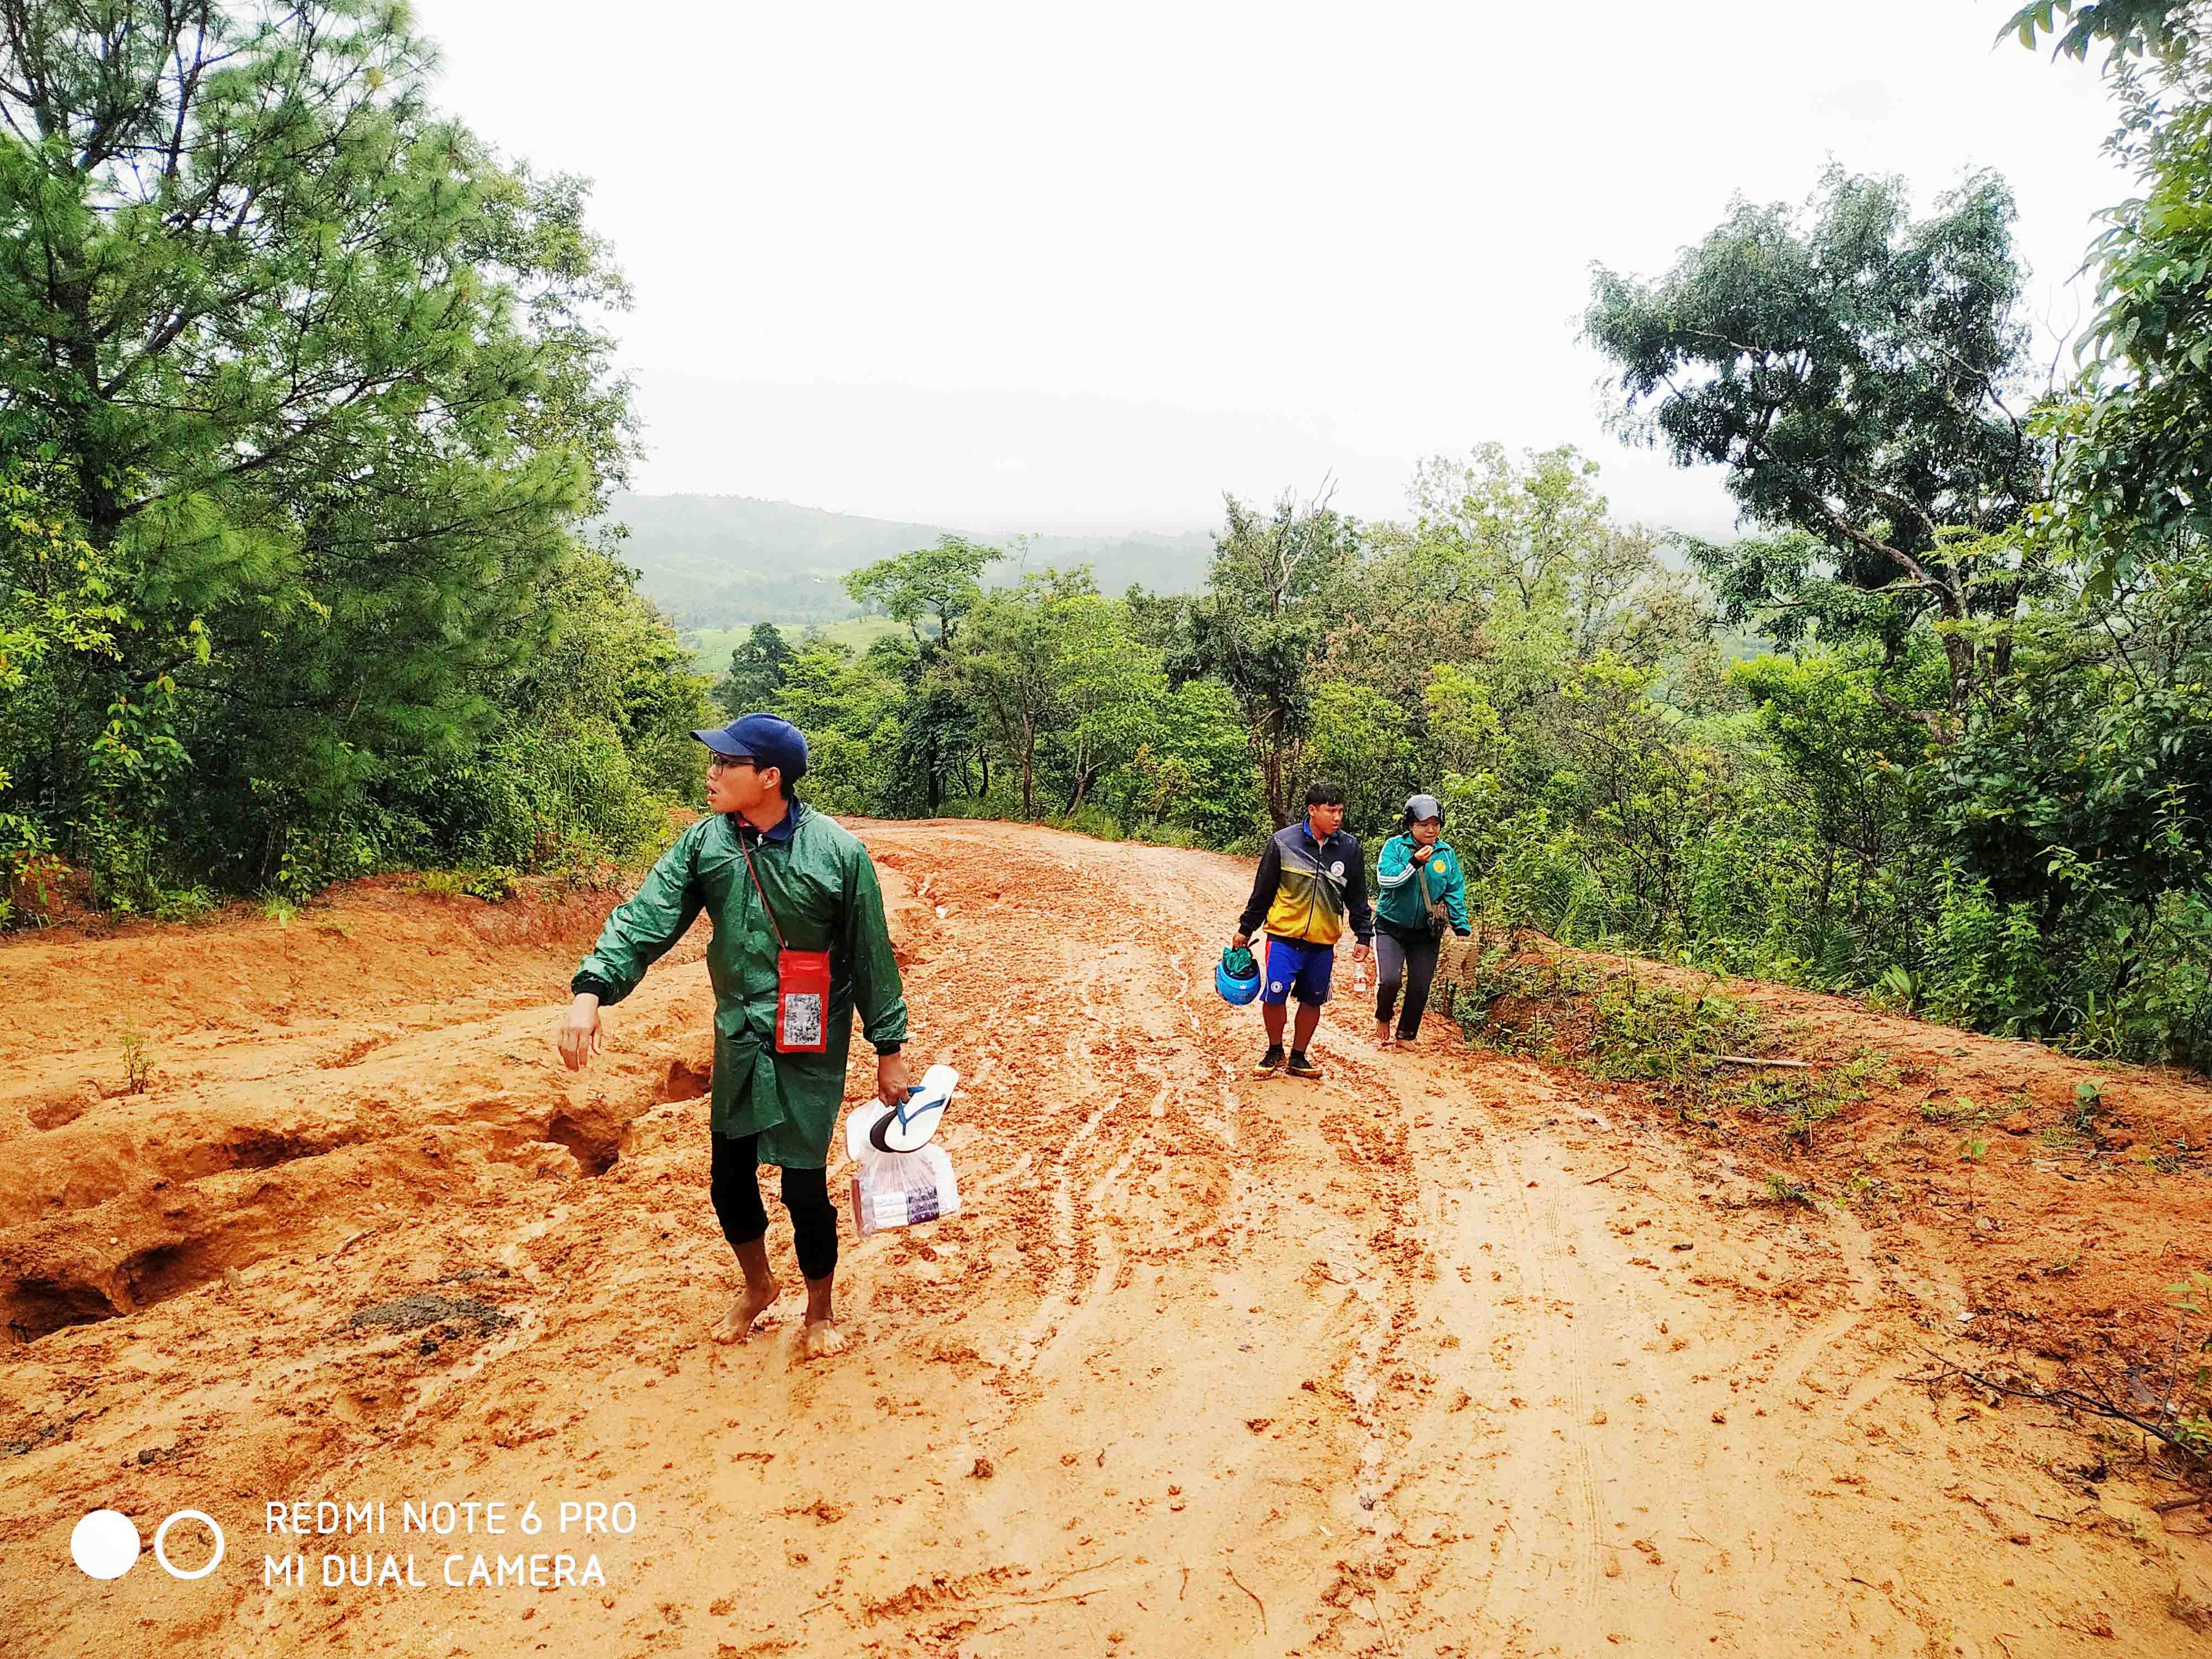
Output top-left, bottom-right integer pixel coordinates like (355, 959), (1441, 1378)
(853, 1064), (959, 1156)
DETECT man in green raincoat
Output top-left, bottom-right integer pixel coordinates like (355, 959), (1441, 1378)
(557, 713), (909, 1360)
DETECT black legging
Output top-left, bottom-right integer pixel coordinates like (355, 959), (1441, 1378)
(1375, 926), (1441, 1040)
(709, 1131), (839, 1282)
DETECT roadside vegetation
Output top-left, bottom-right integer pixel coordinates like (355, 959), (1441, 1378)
(3, 4), (2208, 1074)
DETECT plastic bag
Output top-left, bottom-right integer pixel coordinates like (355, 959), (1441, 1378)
(849, 1142), (959, 1235)
(844, 1096), (961, 1237)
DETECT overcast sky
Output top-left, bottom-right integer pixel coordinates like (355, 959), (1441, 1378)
(415, 1), (2128, 536)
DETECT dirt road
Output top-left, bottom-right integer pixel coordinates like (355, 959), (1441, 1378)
(4, 821), (2207, 1655)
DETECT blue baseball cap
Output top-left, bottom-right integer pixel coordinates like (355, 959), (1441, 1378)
(692, 713), (808, 781)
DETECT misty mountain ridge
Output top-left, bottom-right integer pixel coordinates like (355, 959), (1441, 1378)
(598, 492), (1217, 629)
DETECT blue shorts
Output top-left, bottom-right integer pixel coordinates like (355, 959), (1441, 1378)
(1260, 936), (1335, 1006)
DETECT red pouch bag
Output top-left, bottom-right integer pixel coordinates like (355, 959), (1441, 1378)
(773, 947), (831, 1052)
(739, 836), (831, 1054)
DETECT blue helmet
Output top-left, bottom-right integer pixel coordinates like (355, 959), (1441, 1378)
(1216, 945), (1261, 1006)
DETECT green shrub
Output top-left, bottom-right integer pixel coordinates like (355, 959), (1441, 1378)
(1058, 805), (1125, 842)
(1586, 973), (1764, 1082)
(150, 885), (219, 924)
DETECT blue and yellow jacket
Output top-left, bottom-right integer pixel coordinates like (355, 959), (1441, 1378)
(1375, 833), (1471, 937)
(1238, 822), (1373, 948)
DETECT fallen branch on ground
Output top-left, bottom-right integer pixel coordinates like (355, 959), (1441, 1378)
(1905, 1347), (2210, 1475)
(1225, 1565), (1267, 1634)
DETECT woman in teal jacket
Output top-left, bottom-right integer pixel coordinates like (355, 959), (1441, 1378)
(1372, 792), (1471, 1046)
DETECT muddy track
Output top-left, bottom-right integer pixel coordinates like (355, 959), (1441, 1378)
(2, 822), (2205, 1657)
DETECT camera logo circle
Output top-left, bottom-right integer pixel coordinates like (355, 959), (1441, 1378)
(71, 1509), (225, 1580)
(70, 1510), (139, 1580)
(155, 1510), (224, 1579)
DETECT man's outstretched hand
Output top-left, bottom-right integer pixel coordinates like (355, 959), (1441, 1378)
(559, 993), (602, 1071)
(876, 1050), (911, 1108)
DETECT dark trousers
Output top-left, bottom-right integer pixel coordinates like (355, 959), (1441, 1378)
(1375, 927), (1441, 1039)
(709, 1131), (839, 1282)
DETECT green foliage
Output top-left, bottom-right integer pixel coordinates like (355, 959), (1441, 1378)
(846, 537), (1001, 649)
(1587, 168), (2045, 724)
(1585, 974), (1764, 1083)
(2002, 2), (2197, 66)
(150, 885), (218, 925)
(1304, 681), (1416, 839)
(466, 867), (520, 902)
(1576, 145), (2212, 1067)
(118, 1025), (154, 1095)
(1183, 487), (1360, 827)
(1763, 1173), (1818, 1211)
(714, 623), (795, 716)
(2041, 24), (2212, 590)
(0, 7), (714, 918)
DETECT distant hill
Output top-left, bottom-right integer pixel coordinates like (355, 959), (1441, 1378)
(596, 492), (1215, 628)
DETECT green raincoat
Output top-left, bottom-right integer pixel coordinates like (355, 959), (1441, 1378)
(572, 805), (908, 1166)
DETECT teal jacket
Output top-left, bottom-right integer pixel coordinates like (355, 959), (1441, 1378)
(1374, 833), (1472, 937)
(572, 805), (907, 1166)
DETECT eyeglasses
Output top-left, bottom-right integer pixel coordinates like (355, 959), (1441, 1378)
(706, 755), (759, 774)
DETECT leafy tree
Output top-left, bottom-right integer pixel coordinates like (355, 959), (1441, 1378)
(958, 568), (1113, 819)
(890, 678), (979, 814)
(1040, 597), (1163, 816)
(2033, 25), (2212, 598)
(2002, 1), (2197, 64)
(1727, 651), (1929, 924)
(844, 535), (1000, 650)
(715, 622), (795, 715)
(1187, 486), (1360, 826)
(770, 639), (902, 816)
(1101, 676), (1262, 846)
(1421, 664), (1504, 781)
(1585, 168), (2046, 728)
(1546, 655), (1731, 938)
(1407, 444), (1616, 616)
(0, 0), (632, 888)
(1303, 681), (1415, 838)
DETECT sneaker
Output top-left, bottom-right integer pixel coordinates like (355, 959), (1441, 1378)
(1253, 1044), (1286, 1076)
(1286, 1050), (1323, 1079)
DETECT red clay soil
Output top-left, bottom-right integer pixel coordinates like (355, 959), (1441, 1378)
(2, 821), (2207, 1657)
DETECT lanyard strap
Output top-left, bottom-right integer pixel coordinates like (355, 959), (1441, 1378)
(735, 831), (789, 951)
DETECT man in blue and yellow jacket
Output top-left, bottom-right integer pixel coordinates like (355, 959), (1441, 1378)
(1232, 779), (1373, 1080)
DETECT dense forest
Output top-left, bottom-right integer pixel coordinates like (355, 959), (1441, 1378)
(3, 2), (2207, 1067)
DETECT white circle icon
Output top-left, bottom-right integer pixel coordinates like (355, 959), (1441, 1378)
(154, 1510), (225, 1579)
(71, 1510), (141, 1579)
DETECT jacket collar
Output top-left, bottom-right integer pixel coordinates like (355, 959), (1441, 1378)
(733, 802), (802, 847)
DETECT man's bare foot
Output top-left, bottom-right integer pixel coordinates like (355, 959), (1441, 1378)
(711, 1277), (781, 1344)
(799, 1319), (846, 1361)
(1373, 1020), (1395, 1049)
